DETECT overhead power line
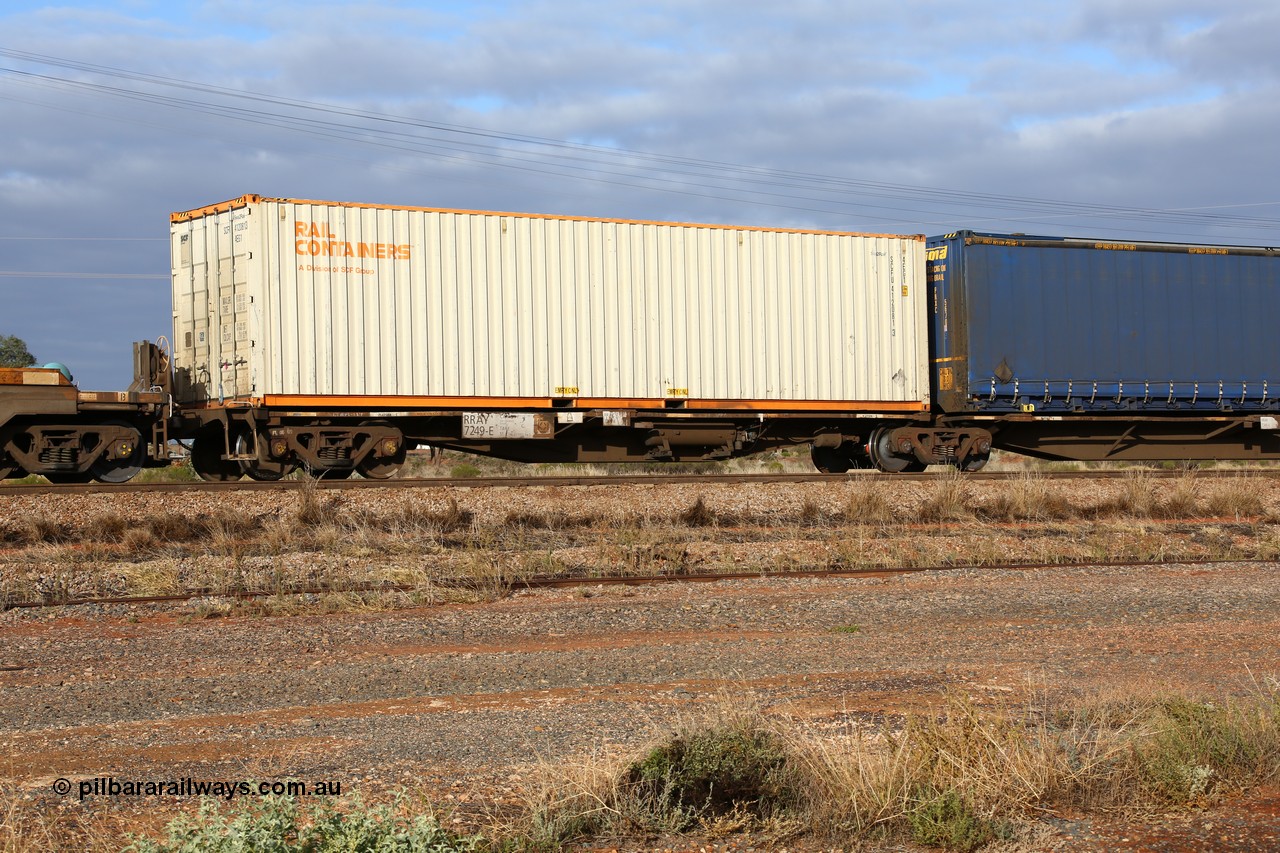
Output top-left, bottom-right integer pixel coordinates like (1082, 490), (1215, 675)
(0, 236), (165, 241)
(0, 46), (1277, 242)
(0, 271), (168, 279)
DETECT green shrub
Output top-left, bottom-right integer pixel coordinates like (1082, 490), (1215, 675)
(124, 794), (484, 853)
(125, 796), (300, 853)
(907, 787), (1007, 852)
(626, 722), (797, 829)
(134, 461), (199, 483)
(1133, 697), (1266, 804)
(450, 463), (482, 479)
(305, 799), (482, 852)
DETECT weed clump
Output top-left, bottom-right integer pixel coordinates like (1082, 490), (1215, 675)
(917, 472), (973, 522)
(82, 512), (129, 543)
(1131, 696), (1274, 804)
(19, 517), (73, 545)
(907, 787), (1009, 852)
(293, 480), (341, 528)
(125, 793), (483, 852)
(626, 722), (799, 828)
(678, 496), (717, 527)
(978, 475), (1076, 521)
(1203, 476), (1267, 520)
(842, 483), (893, 524)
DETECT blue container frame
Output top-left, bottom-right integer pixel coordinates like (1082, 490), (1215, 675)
(927, 231), (1280, 414)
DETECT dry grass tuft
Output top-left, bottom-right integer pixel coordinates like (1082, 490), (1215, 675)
(293, 479), (343, 528)
(2, 785), (61, 853)
(513, 749), (632, 847)
(430, 495), (474, 533)
(1100, 470), (1160, 518)
(82, 512), (129, 543)
(1203, 475), (1268, 520)
(503, 510), (585, 530)
(0, 782), (123, 852)
(144, 514), (207, 543)
(17, 517), (72, 545)
(796, 498), (825, 526)
(340, 496), (474, 538)
(679, 496), (718, 527)
(917, 471), (974, 523)
(1158, 474), (1202, 519)
(793, 692), (1076, 848)
(979, 474), (1077, 522)
(842, 482), (894, 525)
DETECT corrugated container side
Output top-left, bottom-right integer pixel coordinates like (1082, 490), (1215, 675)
(929, 231), (1280, 413)
(171, 197), (929, 408)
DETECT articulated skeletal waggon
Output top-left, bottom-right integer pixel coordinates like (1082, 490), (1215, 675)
(0, 348), (168, 483)
(1, 197), (1277, 484)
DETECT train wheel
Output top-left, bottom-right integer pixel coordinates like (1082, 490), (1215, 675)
(356, 421), (406, 480)
(357, 456), (403, 480)
(810, 444), (851, 474)
(956, 451), (990, 472)
(89, 421), (146, 484)
(235, 432), (294, 481)
(868, 427), (918, 474)
(191, 425), (243, 482)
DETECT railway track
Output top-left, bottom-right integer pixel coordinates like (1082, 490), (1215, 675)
(4, 555), (1277, 612)
(2, 467), (1279, 496)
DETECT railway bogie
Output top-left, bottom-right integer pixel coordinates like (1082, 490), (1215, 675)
(0, 357), (169, 484)
(179, 414), (402, 481)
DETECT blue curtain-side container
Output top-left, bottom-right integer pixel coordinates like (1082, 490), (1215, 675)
(927, 231), (1280, 414)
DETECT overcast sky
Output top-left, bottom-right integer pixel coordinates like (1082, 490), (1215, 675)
(2, 0), (1278, 389)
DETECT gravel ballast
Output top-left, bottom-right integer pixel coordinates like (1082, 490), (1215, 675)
(2, 479), (1280, 850)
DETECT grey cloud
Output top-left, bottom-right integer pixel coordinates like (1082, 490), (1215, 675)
(1, 1), (1278, 388)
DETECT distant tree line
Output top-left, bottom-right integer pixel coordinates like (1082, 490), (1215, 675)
(0, 334), (36, 367)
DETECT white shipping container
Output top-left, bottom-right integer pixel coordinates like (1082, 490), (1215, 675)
(170, 195), (929, 410)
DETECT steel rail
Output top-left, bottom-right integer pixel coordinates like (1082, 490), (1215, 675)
(2, 467), (1279, 496)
